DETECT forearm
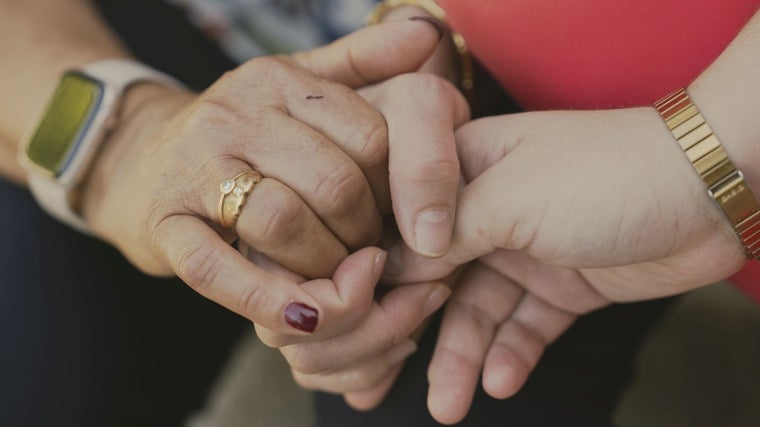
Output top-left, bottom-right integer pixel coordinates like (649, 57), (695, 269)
(689, 11), (760, 194)
(0, 0), (130, 183)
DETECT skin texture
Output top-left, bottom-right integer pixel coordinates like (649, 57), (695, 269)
(4, 1), (760, 425)
(273, 8), (760, 427)
(0, 1), (455, 339)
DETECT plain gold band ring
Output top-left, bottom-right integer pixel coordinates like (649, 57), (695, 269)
(218, 171), (263, 232)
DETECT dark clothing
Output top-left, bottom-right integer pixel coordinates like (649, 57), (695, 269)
(1, 3), (244, 427)
(316, 299), (672, 427)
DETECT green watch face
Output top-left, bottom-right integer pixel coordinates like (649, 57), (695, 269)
(26, 72), (104, 177)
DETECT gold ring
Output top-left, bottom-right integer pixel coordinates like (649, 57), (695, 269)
(218, 171), (263, 232)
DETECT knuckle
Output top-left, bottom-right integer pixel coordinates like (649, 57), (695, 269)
(239, 55), (284, 75)
(354, 121), (389, 167)
(314, 162), (367, 219)
(338, 368), (382, 391)
(286, 346), (331, 375)
(291, 370), (319, 391)
(390, 73), (453, 102)
(237, 55), (296, 83)
(448, 296), (499, 332)
(193, 95), (247, 129)
(404, 155), (460, 186)
(256, 332), (290, 349)
(173, 238), (223, 294)
(248, 186), (303, 248)
(236, 281), (267, 320)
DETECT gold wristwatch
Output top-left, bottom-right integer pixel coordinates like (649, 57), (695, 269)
(655, 88), (760, 259)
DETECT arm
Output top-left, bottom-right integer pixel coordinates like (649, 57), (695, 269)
(0, 0), (129, 182)
(1, 0), (452, 338)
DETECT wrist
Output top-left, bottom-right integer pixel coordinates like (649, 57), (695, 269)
(81, 84), (192, 242)
(654, 87), (760, 260)
(685, 14), (760, 197)
(687, 84), (760, 197)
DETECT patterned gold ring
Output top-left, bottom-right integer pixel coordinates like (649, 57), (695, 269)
(218, 171), (263, 232)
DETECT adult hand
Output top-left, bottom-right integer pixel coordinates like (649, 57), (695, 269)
(376, 107), (748, 422)
(249, 68), (468, 390)
(386, 107), (747, 301)
(425, 253), (607, 424)
(76, 19), (445, 336)
(240, 11), (469, 404)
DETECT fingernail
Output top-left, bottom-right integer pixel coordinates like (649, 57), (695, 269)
(414, 209), (452, 257)
(285, 302), (318, 333)
(373, 251), (388, 279)
(423, 286), (451, 318)
(386, 340), (418, 366)
(409, 16), (445, 41)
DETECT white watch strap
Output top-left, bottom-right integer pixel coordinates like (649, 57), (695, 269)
(84, 59), (183, 94)
(29, 174), (92, 233)
(28, 59), (183, 235)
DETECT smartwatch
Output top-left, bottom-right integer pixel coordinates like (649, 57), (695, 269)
(20, 59), (182, 234)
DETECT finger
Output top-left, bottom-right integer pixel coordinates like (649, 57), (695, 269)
(152, 214), (323, 333)
(344, 365), (405, 411)
(291, 340), (416, 394)
(253, 247), (386, 346)
(297, 247), (389, 339)
(194, 59), (384, 249)
(380, 117), (526, 281)
(291, 19), (442, 88)
(455, 115), (523, 182)
(285, 80), (392, 213)
(155, 219), (387, 337)
(237, 113), (383, 249)
(261, 281), (449, 358)
(481, 249), (610, 314)
(237, 178), (350, 278)
(199, 162), (348, 279)
(433, 160), (528, 267)
(427, 264), (524, 425)
(481, 294), (576, 400)
(383, 241), (459, 285)
(240, 247), (306, 283)
(363, 74), (470, 257)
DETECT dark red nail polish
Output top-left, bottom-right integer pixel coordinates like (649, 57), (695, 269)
(285, 302), (318, 333)
(409, 16), (445, 41)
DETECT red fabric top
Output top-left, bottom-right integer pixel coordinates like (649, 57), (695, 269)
(438, 0), (760, 301)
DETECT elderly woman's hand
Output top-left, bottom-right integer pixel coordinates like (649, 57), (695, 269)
(245, 8), (473, 405)
(75, 19), (444, 335)
(247, 66), (469, 382)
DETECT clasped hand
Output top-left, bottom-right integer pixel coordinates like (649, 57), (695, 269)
(80, 15), (751, 427)
(252, 30), (750, 426)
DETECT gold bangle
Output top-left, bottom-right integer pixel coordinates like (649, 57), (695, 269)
(366, 0), (474, 95)
(654, 88), (760, 260)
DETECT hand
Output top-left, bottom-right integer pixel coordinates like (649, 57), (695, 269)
(425, 253), (607, 424)
(246, 68), (469, 396)
(380, 107), (749, 423)
(248, 12), (471, 403)
(387, 107), (748, 301)
(76, 19), (445, 335)
(248, 248), (450, 397)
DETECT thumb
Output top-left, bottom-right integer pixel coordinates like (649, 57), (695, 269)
(445, 118), (527, 264)
(290, 19), (441, 88)
(382, 117), (523, 284)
